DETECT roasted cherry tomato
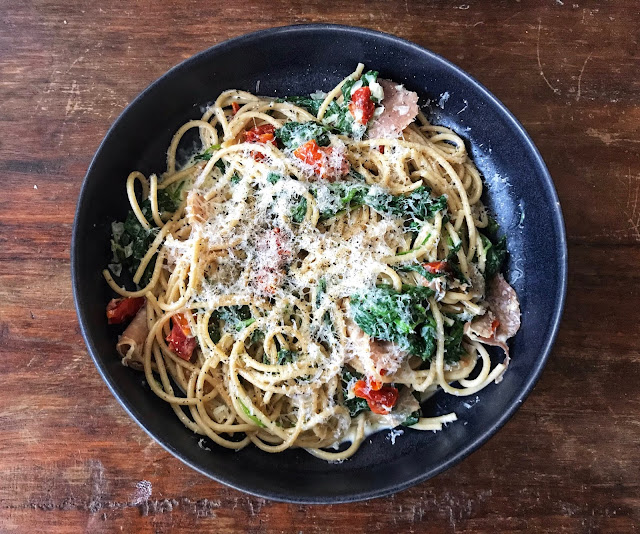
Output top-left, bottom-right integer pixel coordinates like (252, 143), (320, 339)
(349, 86), (375, 125)
(106, 297), (145, 325)
(231, 101), (241, 115)
(244, 124), (276, 144)
(166, 313), (197, 361)
(353, 379), (399, 415)
(244, 124), (277, 161)
(294, 139), (323, 166)
(293, 139), (348, 181)
(423, 261), (450, 274)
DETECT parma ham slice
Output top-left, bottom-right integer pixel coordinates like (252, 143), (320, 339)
(116, 306), (149, 370)
(367, 80), (420, 139)
(465, 273), (521, 356)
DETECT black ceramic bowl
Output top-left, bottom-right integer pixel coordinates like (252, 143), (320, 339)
(72, 24), (567, 503)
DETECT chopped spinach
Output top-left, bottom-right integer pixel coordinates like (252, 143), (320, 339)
(249, 328), (265, 347)
(401, 410), (421, 427)
(109, 181), (185, 288)
(158, 181), (185, 213)
(278, 96), (324, 116)
(446, 237), (462, 260)
(314, 277), (333, 330)
(401, 283), (436, 300)
(313, 182), (370, 220)
(262, 348), (297, 365)
(350, 284), (439, 361)
(486, 216), (500, 236)
(207, 306), (255, 343)
(235, 317), (256, 330)
(267, 172), (282, 184)
(444, 319), (466, 363)
(309, 182), (447, 223)
(478, 216), (508, 279)
(195, 143), (228, 175)
(394, 263), (439, 282)
(401, 390), (423, 426)
(279, 71), (380, 139)
(276, 349), (298, 365)
(217, 306), (253, 329)
(194, 144), (221, 161)
(341, 70), (379, 101)
(444, 237), (467, 284)
(341, 79), (358, 102)
(351, 285), (426, 339)
(483, 234), (508, 279)
(361, 70), (379, 90)
(238, 400), (266, 428)
(207, 319), (221, 344)
(275, 121), (330, 149)
(341, 368), (370, 417)
(349, 284), (461, 363)
(290, 196), (308, 223)
(417, 316), (438, 360)
(366, 186), (448, 223)
(417, 315), (465, 364)
(120, 208), (155, 260)
(321, 100), (362, 137)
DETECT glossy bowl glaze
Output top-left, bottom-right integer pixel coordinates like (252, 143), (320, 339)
(72, 24), (567, 503)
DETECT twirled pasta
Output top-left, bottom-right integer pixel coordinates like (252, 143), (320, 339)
(103, 64), (519, 461)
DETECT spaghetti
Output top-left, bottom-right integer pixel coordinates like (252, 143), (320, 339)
(103, 64), (520, 461)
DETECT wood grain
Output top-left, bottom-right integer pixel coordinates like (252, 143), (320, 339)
(1, 1), (639, 532)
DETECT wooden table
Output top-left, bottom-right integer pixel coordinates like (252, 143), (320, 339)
(1, 1), (639, 532)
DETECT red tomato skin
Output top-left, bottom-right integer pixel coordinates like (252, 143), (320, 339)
(244, 124), (277, 161)
(423, 261), (449, 274)
(353, 379), (399, 415)
(293, 140), (348, 181)
(106, 297), (145, 324)
(349, 86), (375, 125)
(245, 124), (276, 144)
(293, 139), (323, 166)
(166, 314), (197, 361)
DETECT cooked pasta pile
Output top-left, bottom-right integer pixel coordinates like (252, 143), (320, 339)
(103, 64), (520, 461)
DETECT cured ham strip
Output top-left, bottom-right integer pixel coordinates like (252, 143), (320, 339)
(367, 80), (419, 139)
(116, 307), (149, 370)
(465, 274), (521, 356)
(488, 274), (521, 342)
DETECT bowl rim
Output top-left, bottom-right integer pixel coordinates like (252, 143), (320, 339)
(71, 22), (568, 504)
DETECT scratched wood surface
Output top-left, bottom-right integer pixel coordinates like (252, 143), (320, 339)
(1, 0), (639, 532)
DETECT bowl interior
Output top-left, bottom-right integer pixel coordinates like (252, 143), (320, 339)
(72, 24), (566, 503)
